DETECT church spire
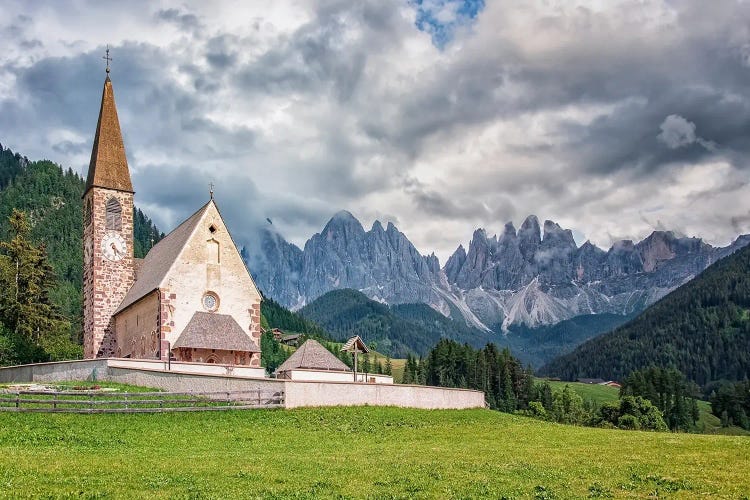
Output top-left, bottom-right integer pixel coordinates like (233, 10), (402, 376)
(84, 47), (133, 195)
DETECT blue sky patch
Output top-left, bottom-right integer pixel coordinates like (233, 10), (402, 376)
(411, 0), (485, 48)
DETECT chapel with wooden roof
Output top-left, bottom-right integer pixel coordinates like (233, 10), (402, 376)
(82, 58), (262, 366)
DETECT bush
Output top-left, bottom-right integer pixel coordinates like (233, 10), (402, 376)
(617, 414), (640, 430)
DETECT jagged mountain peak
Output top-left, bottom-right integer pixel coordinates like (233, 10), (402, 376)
(542, 220), (576, 246)
(246, 207), (750, 337)
(521, 214), (540, 231)
(610, 239), (636, 252)
(579, 240), (599, 250)
(324, 209), (363, 229)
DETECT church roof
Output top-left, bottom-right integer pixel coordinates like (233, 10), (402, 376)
(85, 75), (133, 194)
(275, 339), (351, 374)
(173, 312), (260, 352)
(113, 201), (211, 314)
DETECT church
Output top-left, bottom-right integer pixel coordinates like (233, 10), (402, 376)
(82, 64), (262, 367)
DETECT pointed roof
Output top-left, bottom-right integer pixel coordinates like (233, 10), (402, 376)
(85, 75), (133, 194)
(275, 339), (351, 374)
(113, 201), (212, 314)
(341, 335), (369, 353)
(173, 312), (260, 352)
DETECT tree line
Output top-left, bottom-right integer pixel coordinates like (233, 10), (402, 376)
(417, 339), (708, 432)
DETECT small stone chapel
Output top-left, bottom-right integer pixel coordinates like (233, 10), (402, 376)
(82, 62), (262, 367)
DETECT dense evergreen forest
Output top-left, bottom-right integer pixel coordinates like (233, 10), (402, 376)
(299, 288), (494, 357)
(419, 339), (669, 430)
(620, 367), (700, 432)
(0, 143), (163, 348)
(709, 380), (750, 430)
(540, 243), (750, 387)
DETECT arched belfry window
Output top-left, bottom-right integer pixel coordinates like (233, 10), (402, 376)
(106, 197), (122, 231)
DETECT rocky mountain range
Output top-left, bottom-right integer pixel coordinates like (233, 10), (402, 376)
(244, 210), (750, 333)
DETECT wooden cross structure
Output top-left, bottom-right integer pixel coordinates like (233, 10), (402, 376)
(103, 45), (112, 74)
(341, 336), (369, 382)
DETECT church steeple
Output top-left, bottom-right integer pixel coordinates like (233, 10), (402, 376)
(84, 62), (133, 195)
(82, 47), (136, 359)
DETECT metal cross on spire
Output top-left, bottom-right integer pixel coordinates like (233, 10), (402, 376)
(103, 45), (112, 74)
(209, 182), (214, 200)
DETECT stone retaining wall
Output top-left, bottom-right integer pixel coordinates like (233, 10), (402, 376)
(0, 359), (109, 383)
(0, 359), (485, 410)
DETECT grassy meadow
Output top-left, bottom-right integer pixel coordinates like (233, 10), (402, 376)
(0, 406), (748, 498)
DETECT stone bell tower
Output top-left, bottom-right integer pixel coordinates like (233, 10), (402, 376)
(83, 50), (135, 358)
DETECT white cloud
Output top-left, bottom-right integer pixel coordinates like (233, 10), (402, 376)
(0, 0), (749, 263)
(658, 114), (697, 149)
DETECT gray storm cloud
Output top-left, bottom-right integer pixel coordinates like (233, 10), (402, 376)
(0, 0), (749, 261)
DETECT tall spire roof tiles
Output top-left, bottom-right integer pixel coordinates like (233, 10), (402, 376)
(85, 75), (133, 194)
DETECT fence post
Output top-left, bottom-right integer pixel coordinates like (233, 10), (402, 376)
(53, 393), (57, 410)
(15, 394), (19, 409)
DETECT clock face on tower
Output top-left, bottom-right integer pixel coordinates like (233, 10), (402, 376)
(101, 232), (127, 261)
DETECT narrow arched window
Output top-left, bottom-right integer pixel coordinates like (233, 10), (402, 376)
(207, 239), (220, 264)
(84, 199), (92, 226)
(106, 197), (122, 231)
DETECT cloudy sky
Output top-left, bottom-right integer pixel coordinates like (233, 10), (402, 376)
(1, 0), (749, 262)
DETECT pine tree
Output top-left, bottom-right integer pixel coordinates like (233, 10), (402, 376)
(362, 353), (371, 374)
(0, 210), (77, 363)
(385, 356), (392, 376)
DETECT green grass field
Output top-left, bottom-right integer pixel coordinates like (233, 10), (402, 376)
(0, 406), (748, 498)
(544, 379), (621, 405)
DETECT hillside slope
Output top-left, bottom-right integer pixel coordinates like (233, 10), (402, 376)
(540, 242), (750, 386)
(0, 144), (163, 336)
(299, 289), (495, 356)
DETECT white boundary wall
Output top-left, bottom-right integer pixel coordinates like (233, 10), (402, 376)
(284, 380), (483, 409)
(283, 368), (394, 384)
(0, 359), (484, 410)
(108, 359), (267, 378)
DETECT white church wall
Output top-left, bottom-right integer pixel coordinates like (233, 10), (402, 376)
(160, 203), (262, 358)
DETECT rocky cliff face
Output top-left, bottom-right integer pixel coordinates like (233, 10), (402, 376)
(247, 211), (444, 311)
(245, 211), (750, 332)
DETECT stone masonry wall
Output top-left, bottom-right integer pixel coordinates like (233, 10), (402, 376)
(83, 188), (134, 358)
(114, 292), (159, 359)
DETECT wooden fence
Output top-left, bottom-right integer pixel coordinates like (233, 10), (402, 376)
(0, 390), (285, 413)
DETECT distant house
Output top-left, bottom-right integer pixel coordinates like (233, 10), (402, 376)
(270, 328), (284, 342)
(280, 334), (302, 346)
(577, 378), (607, 385)
(603, 381), (622, 388)
(275, 339), (351, 381)
(275, 339), (393, 384)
